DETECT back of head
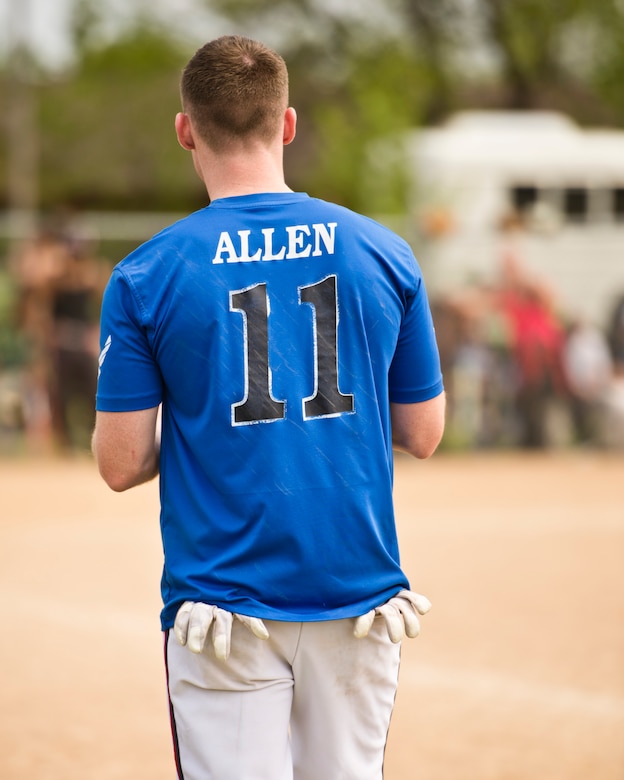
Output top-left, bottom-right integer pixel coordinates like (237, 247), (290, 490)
(181, 36), (289, 152)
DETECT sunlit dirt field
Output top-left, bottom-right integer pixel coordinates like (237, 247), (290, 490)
(1, 450), (623, 779)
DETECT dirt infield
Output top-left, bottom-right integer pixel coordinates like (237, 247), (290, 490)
(1, 451), (623, 779)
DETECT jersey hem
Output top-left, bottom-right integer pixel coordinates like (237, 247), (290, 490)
(159, 586), (408, 631)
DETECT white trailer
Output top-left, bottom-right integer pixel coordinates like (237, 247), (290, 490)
(406, 111), (624, 328)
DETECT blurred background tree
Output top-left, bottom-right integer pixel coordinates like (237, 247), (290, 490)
(39, 26), (199, 212)
(1, 0), (624, 218)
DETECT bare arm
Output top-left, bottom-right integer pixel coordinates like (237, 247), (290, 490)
(92, 407), (160, 492)
(390, 392), (446, 459)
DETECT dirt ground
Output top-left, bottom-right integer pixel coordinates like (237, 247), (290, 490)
(0, 450), (623, 780)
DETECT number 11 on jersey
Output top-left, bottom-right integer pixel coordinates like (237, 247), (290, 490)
(230, 275), (354, 426)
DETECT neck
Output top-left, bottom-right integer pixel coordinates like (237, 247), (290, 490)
(196, 143), (292, 201)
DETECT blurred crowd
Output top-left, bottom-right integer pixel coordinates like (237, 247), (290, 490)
(1, 212), (624, 454)
(0, 219), (107, 453)
(433, 218), (624, 451)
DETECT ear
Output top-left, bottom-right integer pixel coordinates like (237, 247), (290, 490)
(175, 112), (196, 151)
(283, 107), (297, 146)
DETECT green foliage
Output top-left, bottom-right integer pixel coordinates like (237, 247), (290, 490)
(2, 0), (624, 217)
(583, 2), (624, 124)
(0, 271), (27, 367)
(37, 25), (205, 212)
(303, 43), (426, 212)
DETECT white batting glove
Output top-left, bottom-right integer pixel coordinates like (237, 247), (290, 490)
(173, 601), (270, 661)
(353, 589), (432, 643)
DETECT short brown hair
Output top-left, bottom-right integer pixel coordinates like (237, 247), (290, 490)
(180, 36), (289, 151)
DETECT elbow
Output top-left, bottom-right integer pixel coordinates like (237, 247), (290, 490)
(97, 454), (158, 490)
(392, 407), (446, 460)
(397, 432), (443, 460)
(106, 476), (135, 493)
(94, 445), (154, 492)
(408, 442), (440, 460)
(391, 392), (446, 459)
(92, 439), (134, 491)
(91, 409), (160, 491)
(97, 463), (137, 492)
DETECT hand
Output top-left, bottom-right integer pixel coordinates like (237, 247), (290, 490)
(353, 589), (432, 643)
(173, 601), (270, 661)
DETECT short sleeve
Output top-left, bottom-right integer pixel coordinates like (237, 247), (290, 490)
(388, 276), (444, 403)
(95, 268), (163, 412)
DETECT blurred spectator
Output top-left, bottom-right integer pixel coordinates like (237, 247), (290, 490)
(439, 287), (515, 448)
(601, 295), (624, 449)
(449, 310), (492, 448)
(600, 363), (624, 449)
(10, 226), (70, 450)
(496, 215), (567, 448)
(435, 211), (571, 450)
(562, 318), (613, 445)
(607, 294), (624, 368)
(48, 235), (106, 450)
(9, 222), (105, 452)
(498, 269), (567, 448)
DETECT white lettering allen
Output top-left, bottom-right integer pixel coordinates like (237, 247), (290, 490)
(212, 222), (337, 265)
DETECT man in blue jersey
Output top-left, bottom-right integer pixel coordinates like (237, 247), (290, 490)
(93, 35), (445, 780)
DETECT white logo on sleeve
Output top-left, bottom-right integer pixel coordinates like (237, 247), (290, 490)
(98, 335), (112, 377)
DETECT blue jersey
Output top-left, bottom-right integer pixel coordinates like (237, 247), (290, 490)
(96, 193), (443, 629)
